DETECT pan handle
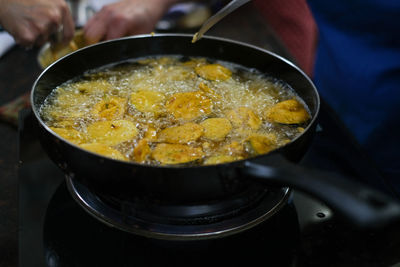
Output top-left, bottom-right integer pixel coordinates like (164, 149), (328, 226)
(240, 154), (400, 229)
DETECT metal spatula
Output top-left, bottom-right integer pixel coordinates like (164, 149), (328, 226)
(192, 0), (252, 43)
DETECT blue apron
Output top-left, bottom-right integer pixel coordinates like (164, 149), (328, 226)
(307, 0), (400, 195)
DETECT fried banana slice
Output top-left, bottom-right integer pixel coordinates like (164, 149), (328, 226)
(198, 82), (221, 100)
(91, 97), (127, 120)
(152, 143), (203, 164)
(51, 120), (76, 128)
(143, 124), (158, 141)
(265, 99), (310, 124)
(80, 143), (127, 161)
(47, 108), (86, 121)
(86, 120), (138, 146)
(166, 91), (212, 120)
(158, 123), (204, 144)
(138, 56), (175, 66)
(50, 127), (86, 144)
(130, 90), (165, 114)
(204, 155), (243, 165)
(152, 65), (196, 83)
(133, 139), (151, 163)
(225, 107), (262, 130)
(200, 118), (232, 141)
(183, 58), (208, 68)
(73, 80), (112, 94)
(221, 141), (245, 156)
(244, 133), (277, 155)
(53, 88), (91, 108)
(195, 64), (232, 81)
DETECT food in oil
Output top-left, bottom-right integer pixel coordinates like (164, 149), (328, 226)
(40, 56), (310, 165)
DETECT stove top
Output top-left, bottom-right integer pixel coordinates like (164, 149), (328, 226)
(18, 102), (400, 267)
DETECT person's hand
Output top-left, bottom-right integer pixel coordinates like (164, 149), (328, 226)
(0, 0), (74, 47)
(83, 0), (179, 44)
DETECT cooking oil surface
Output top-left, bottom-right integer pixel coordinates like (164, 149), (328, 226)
(40, 56), (310, 165)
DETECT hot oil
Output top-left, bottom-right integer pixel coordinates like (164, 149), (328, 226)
(40, 56), (310, 165)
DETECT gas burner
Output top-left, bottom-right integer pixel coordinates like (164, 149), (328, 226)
(66, 176), (291, 240)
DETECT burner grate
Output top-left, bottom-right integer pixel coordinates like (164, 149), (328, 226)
(66, 176), (291, 240)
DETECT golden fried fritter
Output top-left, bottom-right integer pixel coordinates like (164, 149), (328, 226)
(195, 64), (232, 81)
(183, 58), (207, 68)
(200, 118), (232, 141)
(221, 141), (245, 156)
(244, 133), (277, 155)
(86, 120), (138, 146)
(198, 82), (221, 100)
(80, 143), (127, 161)
(47, 108), (86, 122)
(50, 127), (86, 144)
(158, 123), (204, 144)
(166, 91), (212, 120)
(91, 96), (127, 120)
(133, 139), (151, 163)
(225, 107), (262, 130)
(152, 143), (203, 164)
(265, 99), (310, 124)
(54, 89), (91, 108)
(204, 155), (242, 165)
(73, 80), (111, 94)
(130, 90), (165, 114)
(143, 124), (158, 141)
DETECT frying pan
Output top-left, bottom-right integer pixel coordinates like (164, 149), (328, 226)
(31, 34), (400, 228)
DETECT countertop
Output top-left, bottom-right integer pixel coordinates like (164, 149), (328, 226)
(0, 3), (292, 266)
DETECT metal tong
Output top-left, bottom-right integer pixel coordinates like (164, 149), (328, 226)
(192, 0), (252, 43)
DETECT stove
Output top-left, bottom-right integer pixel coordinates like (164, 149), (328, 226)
(18, 102), (400, 267)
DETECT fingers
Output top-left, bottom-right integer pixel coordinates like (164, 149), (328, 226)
(83, 14), (107, 44)
(61, 2), (75, 44)
(105, 16), (131, 40)
(8, 0), (75, 47)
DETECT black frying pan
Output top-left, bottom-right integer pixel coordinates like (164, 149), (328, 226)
(31, 34), (400, 228)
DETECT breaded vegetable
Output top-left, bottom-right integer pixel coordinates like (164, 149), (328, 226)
(130, 90), (165, 113)
(133, 139), (151, 163)
(80, 143), (127, 161)
(143, 124), (158, 141)
(138, 56), (175, 66)
(54, 89), (91, 108)
(152, 143), (203, 164)
(245, 133), (277, 155)
(51, 120), (76, 128)
(153, 65), (196, 83)
(48, 108), (86, 121)
(221, 141), (245, 156)
(91, 96), (127, 120)
(158, 123), (204, 144)
(200, 118), (232, 141)
(166, 91), (212, 120)
(183, 58), (207, 68)
(204, 155), (242, 165)
(265, 99), (310, 124)
(225, 107), (262, 130)
(50, 127), (86, 144)
(73, 80), (111, 94)
(86, 120), (138, 146)
(198, 82), (221, 100)
(195, 64), (232, 81)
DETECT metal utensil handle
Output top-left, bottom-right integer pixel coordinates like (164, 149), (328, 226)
(241, 154), (400, 229)
(192, 0), (252, 42)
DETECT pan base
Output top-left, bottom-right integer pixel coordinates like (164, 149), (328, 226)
(66, 176), (291, 240)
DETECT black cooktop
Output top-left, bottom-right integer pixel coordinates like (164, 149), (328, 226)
(18, 102), (400, 267)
